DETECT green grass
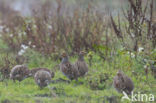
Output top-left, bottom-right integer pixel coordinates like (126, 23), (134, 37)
(0, 50), (155, 103)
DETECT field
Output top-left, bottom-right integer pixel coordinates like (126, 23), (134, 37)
(0, 0), (156, 103)
(0, 50), (155, 103)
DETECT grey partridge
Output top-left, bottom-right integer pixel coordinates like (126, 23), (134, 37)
(113, 70), (134, 94)
(34, 70), (52, 89)
(30, 68), (55, 78)
(60, 52), (79, 80)
(10, 65), (30, 82)
(75, 51), (88, 77)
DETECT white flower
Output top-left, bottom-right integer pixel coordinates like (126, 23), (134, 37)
(28, 41), (31, 45)
(32, 45), (36, 48)
(131, 52), (135, 58)
(131, 33), (135, 38)
(0, 25), (4, 32)
(18, 49), (25, 56)
(127, 51), (135, 58)
(18, 32), (22, 37)
(21, 44), (28, 50)
(144, 65), (147, 69)
(5, 28), (9, 32)
(143, 59), (147, 62)
(10, 34), (13, 37)
(33, 25), (37, 29)
(47, 25), (52, 29)
(127, 51), (130, 54)
(23, 32), (26, 35)
(138, 47), (144, 52)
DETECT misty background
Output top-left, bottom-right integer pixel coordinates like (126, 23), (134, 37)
(1, 0), (155, 17)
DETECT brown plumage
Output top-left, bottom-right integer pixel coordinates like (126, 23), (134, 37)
(60, 52), (79, 80)
(113, 70), (134, 94)
(10, 65), (30, 82)
(30, 68), (55, 78)
(34, 70), (52, 89)
(75, 51), (88, 77)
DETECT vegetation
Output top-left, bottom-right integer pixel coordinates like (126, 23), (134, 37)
(0, 0), (155, 103)
(0, 50), (155, 103)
